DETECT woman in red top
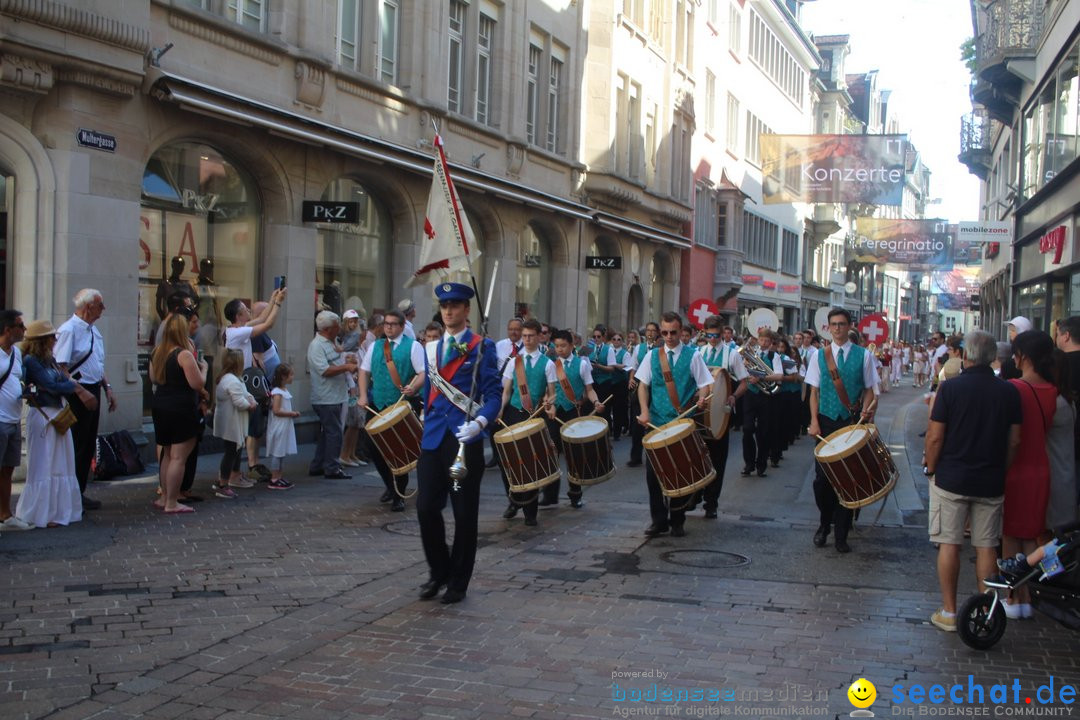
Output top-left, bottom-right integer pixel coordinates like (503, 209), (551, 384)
(1002, 330), (1065, 617)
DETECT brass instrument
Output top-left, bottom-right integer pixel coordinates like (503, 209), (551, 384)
(737, 339), (781, 395)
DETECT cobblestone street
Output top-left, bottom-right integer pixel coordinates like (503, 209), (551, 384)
(1, 385), (1076, 719)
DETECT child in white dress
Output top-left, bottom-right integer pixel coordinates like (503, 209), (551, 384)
(265, 364), (299, 489)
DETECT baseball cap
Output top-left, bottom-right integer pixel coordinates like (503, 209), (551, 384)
(1004, 316), (1032, 334)
(343, 309), (360, 320)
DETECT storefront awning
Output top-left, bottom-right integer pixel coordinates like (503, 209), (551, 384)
(593, 213), (691, 250)
(148, 72), (595, 222)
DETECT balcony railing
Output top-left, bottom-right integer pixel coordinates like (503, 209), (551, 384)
(978, 0), (1043, 72)
(959, 110), (993, 179)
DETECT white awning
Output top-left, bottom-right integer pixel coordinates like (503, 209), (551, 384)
(593, 213), (691, 250)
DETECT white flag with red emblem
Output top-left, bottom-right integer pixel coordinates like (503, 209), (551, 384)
(406, 134), (479, 288)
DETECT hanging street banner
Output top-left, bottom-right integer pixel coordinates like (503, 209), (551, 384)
(760, 134), (907, 206)
(930, 267), (981, 310)
(957, 220), (1012, 244)
(848, 218), (953, 271)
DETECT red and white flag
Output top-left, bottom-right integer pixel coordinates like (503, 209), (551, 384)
(406, 134), (479, 288)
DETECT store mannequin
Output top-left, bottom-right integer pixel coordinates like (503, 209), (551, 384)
(195, 257), (221, 362)
(156, 256), (197, 319)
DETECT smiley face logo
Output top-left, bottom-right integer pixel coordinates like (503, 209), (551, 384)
(847, 678), (877, 709)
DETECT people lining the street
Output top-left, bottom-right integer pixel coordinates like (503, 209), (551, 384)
(212, 349), (255, 498)
(0, 310), (27, 531)
(265, 364), (299, 490)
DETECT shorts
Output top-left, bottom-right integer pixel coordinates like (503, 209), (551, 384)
(929, 481), (1003, 548)
(0, 421), (21, 467)
(247, 404), (267, 439)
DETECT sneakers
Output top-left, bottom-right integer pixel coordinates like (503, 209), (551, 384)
(212, 484), (237, 499)
(997, 554), (1032, 578)
(267, 478), (294, 491)
(1002, 599), (1022, 619)
(2, 516), (33, 531)
(930, 609), (957, 632)
(1020, 603), (1034, 619)
(247, 464), (272, 481)
(231, 477), (256, 489)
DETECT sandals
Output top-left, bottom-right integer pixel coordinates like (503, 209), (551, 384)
(163, 504), (195, 514)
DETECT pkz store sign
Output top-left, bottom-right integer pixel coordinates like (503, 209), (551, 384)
(585, 256), (621, 270)
(302, 201), (360, 223)
(75, 128), (116, 152)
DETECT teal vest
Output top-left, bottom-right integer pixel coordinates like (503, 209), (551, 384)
(591, 343), (613, 383)
(636, 343), (650, 365)
(371, 336), (417, 408)
(817, 344), (866, 420)
(509, 353), (550, 411)
(649, 346), (696, 425)
(747, 350), (776, 395)
(554, 356), (586, 411)
(701, 344), (728, 369)
(614, 348), (629, 379)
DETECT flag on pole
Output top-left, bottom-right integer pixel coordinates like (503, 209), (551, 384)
(406, 134), (479, 288)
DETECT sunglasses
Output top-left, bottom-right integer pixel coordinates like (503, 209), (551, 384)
(612, 337), (623, 341)
(705, 333), (720, 338)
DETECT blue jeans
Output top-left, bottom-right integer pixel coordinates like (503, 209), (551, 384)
(309, 403), (344, 475)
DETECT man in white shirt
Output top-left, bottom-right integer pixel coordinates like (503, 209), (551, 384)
(0, 310), (28, 530)
(805, 308), (881, 553)
(635, 312), (713, 537)
(55, 289), (114, 511)
(490, 317), (525, 468)
(738, 331), (786, 478)
(927, 331), (948, 389)
(696, 316), (746, 518)
(308, 312), (358, 480)
(498, 319), (556, 524)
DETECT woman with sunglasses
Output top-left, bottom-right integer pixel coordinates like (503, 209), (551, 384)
(610, 332), (631, 441)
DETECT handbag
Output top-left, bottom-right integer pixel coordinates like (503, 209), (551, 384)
(29, 400), (78, 434)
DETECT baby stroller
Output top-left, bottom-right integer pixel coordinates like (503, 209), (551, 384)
(957, 521), (1080, 649)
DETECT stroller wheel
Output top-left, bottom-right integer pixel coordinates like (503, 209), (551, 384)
(958, 592), (1007, 650)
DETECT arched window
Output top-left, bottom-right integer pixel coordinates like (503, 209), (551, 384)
(649, 252), (668, 319)
(516, 223), (552, 320)
(315, 179), (392, 318)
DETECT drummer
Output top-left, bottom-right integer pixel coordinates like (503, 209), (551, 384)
(696, 315), (745, 519)
(498, 318), (556, 526)
(805, 307), (880, 554)
(547, 329), (605, 509)
(626, 321), (660, 468)
(357, 308), (426, 512)
(635, 311), (713, 538)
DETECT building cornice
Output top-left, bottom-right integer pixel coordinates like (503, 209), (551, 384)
(0, 0), (149, 53)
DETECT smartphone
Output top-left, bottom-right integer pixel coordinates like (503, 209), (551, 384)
(197, 349), (205, 364)
(274, 275), (286, 290)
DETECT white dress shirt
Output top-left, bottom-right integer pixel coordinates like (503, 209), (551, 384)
(635, 343), (714, 389)
(55, 314), (106, 382)
(804, 340), (881, 395)
(502, 349), (558, 384)
(360, 335), (426, 374)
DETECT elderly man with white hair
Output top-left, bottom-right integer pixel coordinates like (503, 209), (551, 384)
(307, 311), (358, 479)
(55, 288), (114, 511)
(397, 298), (417, 339)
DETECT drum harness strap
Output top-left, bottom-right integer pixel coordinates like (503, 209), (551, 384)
(657, 346), (688, 414)
(513, 354), (535, 413)
(382, 339), (405, 392)
(824, 345), (863, 421)
(554, 357), (578, 405)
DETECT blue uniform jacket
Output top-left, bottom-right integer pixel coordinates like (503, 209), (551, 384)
(422, 330), (502, 451)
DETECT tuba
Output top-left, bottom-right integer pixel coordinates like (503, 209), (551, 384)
(737, 339), (781, 395)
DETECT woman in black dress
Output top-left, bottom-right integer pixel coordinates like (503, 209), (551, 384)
(150, 311), (207, 513)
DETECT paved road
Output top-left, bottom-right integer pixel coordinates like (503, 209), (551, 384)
(1, 382), (1076, 719)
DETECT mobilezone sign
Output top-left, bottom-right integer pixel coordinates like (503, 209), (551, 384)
(760, 134), (908, 206)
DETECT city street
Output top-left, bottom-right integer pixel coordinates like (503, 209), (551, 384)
(1, 383), (1075, 719)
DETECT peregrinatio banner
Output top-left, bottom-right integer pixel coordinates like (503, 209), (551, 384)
(760, 134), (907, 205)
(848, 218), (954, 270)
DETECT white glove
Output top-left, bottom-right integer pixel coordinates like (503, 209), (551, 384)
(455, 420), (483, 443)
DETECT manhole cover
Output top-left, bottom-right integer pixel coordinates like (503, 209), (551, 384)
(660, 549), (750, 569)
(383, 519), (501, 547)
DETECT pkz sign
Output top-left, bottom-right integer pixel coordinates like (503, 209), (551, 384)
(585, 256), (621, 270)
(302, 201), (360, 223)
(75, 128), (116, 152)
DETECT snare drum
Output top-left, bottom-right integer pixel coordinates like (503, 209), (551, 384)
(560, 416), (615, 486)
(814, 424), (898, 509)
(366, 402), (423, 474)
(494, 418), (561, 493)
(642, 419), (716, 498)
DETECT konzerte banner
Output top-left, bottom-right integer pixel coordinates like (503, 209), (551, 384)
(848, 218), (954, 270)
(760, 134), (908, 205)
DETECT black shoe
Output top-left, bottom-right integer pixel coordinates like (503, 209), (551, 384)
(391, 498), (406, 512)
(770, 460), (780, 468)
(570, 498), (583, 509)
(379, 489), (393, 503)
(502, 503), (518, 519)
(81, 495), (102, 510)
(485, 458), (499, 469)
(813, 526), (829, 547)
(308, 469), (324, 477)
(524, 516), (538, 527)
(644, 523), (670, 537)
(627, 459), (642, 468)
(419, 579), (446, 600)
(740, 466), (753, 476)
(324, 471), (352, 480)
(835, 539), (851, 554)
(441, 588), (466, 604)
(756, 470), (767, 478)
(538, 497), (557, 507)
(670, 525), (685, 537)
(704, 509), (718, 519)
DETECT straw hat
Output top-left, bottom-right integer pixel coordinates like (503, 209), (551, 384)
(24, 320), (57, 340)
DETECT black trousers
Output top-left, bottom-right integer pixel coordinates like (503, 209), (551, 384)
(498, 405), (538, 520)
(812, 413), (854, 542)
(69, 382), (102, 494)
(701, 431), (730, 511)
(417, 431), (484, 592)
(545, 405), (582, 502)
(741, 391), (773, 472)
(629, 390), (645, 463)
(611, 376), (630, 439)
(646, 456), (686, 529)
(364, 405), (408, 496)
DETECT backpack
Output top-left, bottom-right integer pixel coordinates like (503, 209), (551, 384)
(93, 430), (144, 481)
(242, 366), (270, 408)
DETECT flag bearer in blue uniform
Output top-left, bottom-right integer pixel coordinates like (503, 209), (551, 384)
(416, 283), (502, 604)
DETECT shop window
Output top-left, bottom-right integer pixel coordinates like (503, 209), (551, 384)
(516, 223), (552, 320)
(316, 179), (392, 320)
(139, 142), (260, 416)
(588, 239), (612, 329)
